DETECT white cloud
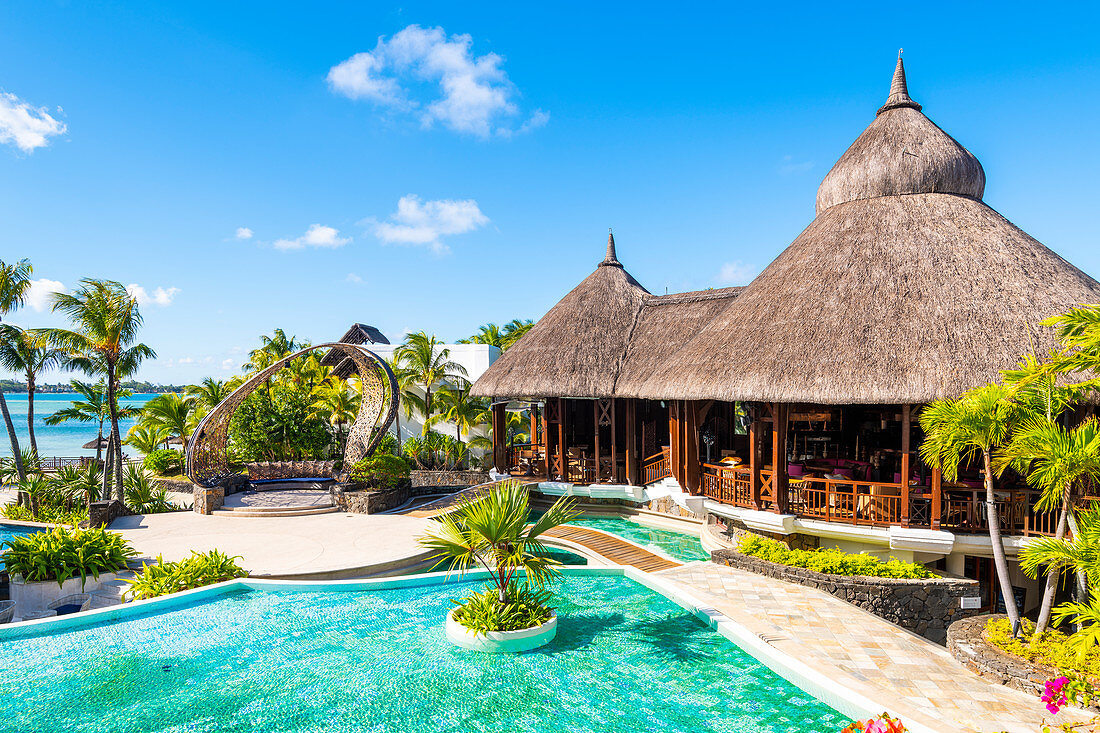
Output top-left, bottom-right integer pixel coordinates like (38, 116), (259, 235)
(779, 155), (813, 175)
(273, 224), (351, 251)
(716, 261), (757, 286)
(221, 358), (235, 371)
(127, 284), (180, 307)
(327, 25), (544, 138)
(24, 278), (66, 311)
(346, 272), (363, 283)
(366, 195), (488, 254)
(0, 91), (66, 152)
(235, 227), (254, 240)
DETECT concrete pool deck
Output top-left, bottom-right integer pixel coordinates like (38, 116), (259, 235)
(109, 510), (435, 578)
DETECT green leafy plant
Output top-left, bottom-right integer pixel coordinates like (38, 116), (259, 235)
(347, 453), (411, 489)
(143, 448), (182, 475)
(737, 535), (934, 579)
(419, 480), (577, 632)
(124, 550), (247, 600)
(123, 464), (181, 514)
(1, 526), (137, 587)
(986, 616), (1100, 679)
(451, 582), (555, 633)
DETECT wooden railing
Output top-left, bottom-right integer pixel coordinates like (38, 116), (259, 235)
(701, 464), (752, 508)
(643, 449), (670, 485)
(790, 476), (907, 527)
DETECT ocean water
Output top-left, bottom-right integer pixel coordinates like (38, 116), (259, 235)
(0, 392), (154, 459)
(0, 575), (843, 733)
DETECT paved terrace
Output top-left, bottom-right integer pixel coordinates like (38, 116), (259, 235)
(658, 561), (1085, 733)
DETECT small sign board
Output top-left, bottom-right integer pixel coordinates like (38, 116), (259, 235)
(960, 596), (982, 610)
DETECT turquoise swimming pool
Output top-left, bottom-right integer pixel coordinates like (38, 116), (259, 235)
(569, 515), (710, 562)
(0, 522), (39, 546)
(0, 575), (843, 732)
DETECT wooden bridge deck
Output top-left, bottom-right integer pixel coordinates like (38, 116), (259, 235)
(543, 525), (681, 572)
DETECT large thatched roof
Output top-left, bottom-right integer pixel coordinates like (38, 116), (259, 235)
(471, 233), (651, 399)
(635, 58), (1100, 404)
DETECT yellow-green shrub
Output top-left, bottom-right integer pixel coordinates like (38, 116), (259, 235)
(737, 535), (934, 579)
(987, 617), (1100, 679)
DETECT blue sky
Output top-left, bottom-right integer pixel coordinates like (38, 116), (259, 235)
(2, 2), (1099, 385)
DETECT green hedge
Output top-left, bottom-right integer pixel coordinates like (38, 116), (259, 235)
(737, 534), (934, 579)
(143, 448), (182, 475)
(1, 526), (137, 587)
(347, 453), (410, 489)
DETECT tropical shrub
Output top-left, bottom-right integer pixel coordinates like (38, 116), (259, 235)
(1, 526), (137, 587)
(377, 432), (401, 457)
(347, 453), (411, 489)
(123, 464), (183, 514)
(451, 582), (554, 633)
(125, 550), (247, 600)
(419, 481), (577, 632)
(229, 389), (330, 461)
(0, 503), (87, 526)
(737, 535), (934, 579)
(143, 448), (182, 475)
(986, 617), (1100, 679)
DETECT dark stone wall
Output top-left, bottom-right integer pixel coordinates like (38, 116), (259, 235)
(87, 499), (129, 528)
(712, 548), (982, 644)
(410, 470), (488, 497)
(332, 482), (411, 514)
(947, 614), (1095, 707)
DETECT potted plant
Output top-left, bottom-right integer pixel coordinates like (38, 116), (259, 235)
(419, 480), (577, 652)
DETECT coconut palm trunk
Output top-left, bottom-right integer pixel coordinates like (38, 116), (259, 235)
(0, 392), (25, 483)
(984, 452), (1022, 630)
(25, 373), (37, 457)
(1035, 482), (1072, 633)
(106, 370), (124, 502)
(101, 431), (113, 503)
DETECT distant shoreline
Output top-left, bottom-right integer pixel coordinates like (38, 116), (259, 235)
(0, 385), (185, 395)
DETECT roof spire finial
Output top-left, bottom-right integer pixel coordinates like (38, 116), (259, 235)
(599, 227), (622, 268)
(877, 52), (922, 116)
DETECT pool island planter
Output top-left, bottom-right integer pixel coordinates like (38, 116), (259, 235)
(445, 607), (557, 652)
(8, 571), (119, 620)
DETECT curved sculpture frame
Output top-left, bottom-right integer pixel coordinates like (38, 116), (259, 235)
(186, 343), (399, 488)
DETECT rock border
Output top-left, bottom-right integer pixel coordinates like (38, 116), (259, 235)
(948, 613), (1100, 710)
(711, 548), (982, 643)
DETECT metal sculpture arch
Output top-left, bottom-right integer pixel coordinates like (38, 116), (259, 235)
(186, 343), (399, 488)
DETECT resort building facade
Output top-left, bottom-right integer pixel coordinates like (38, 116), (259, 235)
(471, 58), (1100, 617)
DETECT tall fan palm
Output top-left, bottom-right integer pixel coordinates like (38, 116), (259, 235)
(394, 332), (468, 435)
(44, 380), (139, 464)
(33, 279), (156, 502)
(920, 383), (1023, 631)
(998, 417), (1100, 633)
(141, 392), (197, 453)
(0, 257), (32, 482)
(186, 377), (232, 417)
(0, 324), (66, 456)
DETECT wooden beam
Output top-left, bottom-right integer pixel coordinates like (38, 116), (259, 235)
(625, 399), (639, 485)
(668, 401), (681, 486)
(901, 404), (911, 527)
(541, 401), (551, 479)
(559, 399), (568, 482)
(773, 402), (789, 514)
(611, 398), (618, 483)
(491, 402), (508, 472)
(931, 467), (942, 530)
(683, 401), (702, 493)
(749, 407), (762, 510)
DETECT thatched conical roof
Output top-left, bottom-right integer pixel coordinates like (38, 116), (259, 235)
(471, 232), (651, 400)
(634, 59), (1100, 405)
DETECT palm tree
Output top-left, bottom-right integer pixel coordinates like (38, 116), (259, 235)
(34, 279), (156, 502)
(244, 328), (302, 372)
(125, 422), (170, 455)
(0, 324), (66, 456)
(394, 332), (468, 435)
(0, 257), (32, 482)
(459, 323), (506, 349)
(998, 416), (1100, 633)
(920, 384), (1023, 631)
(501, 319), (534, 349)
(141, 392), (197, 454)
(428, 381), (487, 451)
(44, 380), (139, 464)
(419, 480), (578, 605)
(186, 377), (232, 417)
(309, 381), (359, 450)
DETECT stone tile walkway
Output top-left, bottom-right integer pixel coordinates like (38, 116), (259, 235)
(222, 488), (333, 510)
(658, 561), (1086, 733)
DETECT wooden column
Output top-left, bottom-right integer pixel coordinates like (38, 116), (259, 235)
(668, 401), (682, 486)
(625, 399), (639, 485)
(491, 402), (508, 472)
(529, 403), (539, 448)
(560, 399), (569, 482)
(592, 400), (601, 484)
(931, 467), (942, 530)
(749, 407), (763, 510)
(772, 403), (789, 514)
(610, 398), (618, 483)
(541, 401), (552, 479)
(900, 404), (911, 527)
(683, 401), (702, 494)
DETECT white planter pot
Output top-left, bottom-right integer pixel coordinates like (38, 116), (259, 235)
(9, 572), (117, 621)
(445, 607), (557, 652)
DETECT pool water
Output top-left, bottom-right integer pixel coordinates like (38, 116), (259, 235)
(0, 523), (39, 547)
(0, 575), (843, 732)
(569, 515), (711, 562)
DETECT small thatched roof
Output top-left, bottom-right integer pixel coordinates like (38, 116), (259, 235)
(321, 323), (390, 378)
(636, 58), (1100, 404)
(615, 288), (742, 398)
(82, 436), (108, 450)
(471, 232), (651, 400)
